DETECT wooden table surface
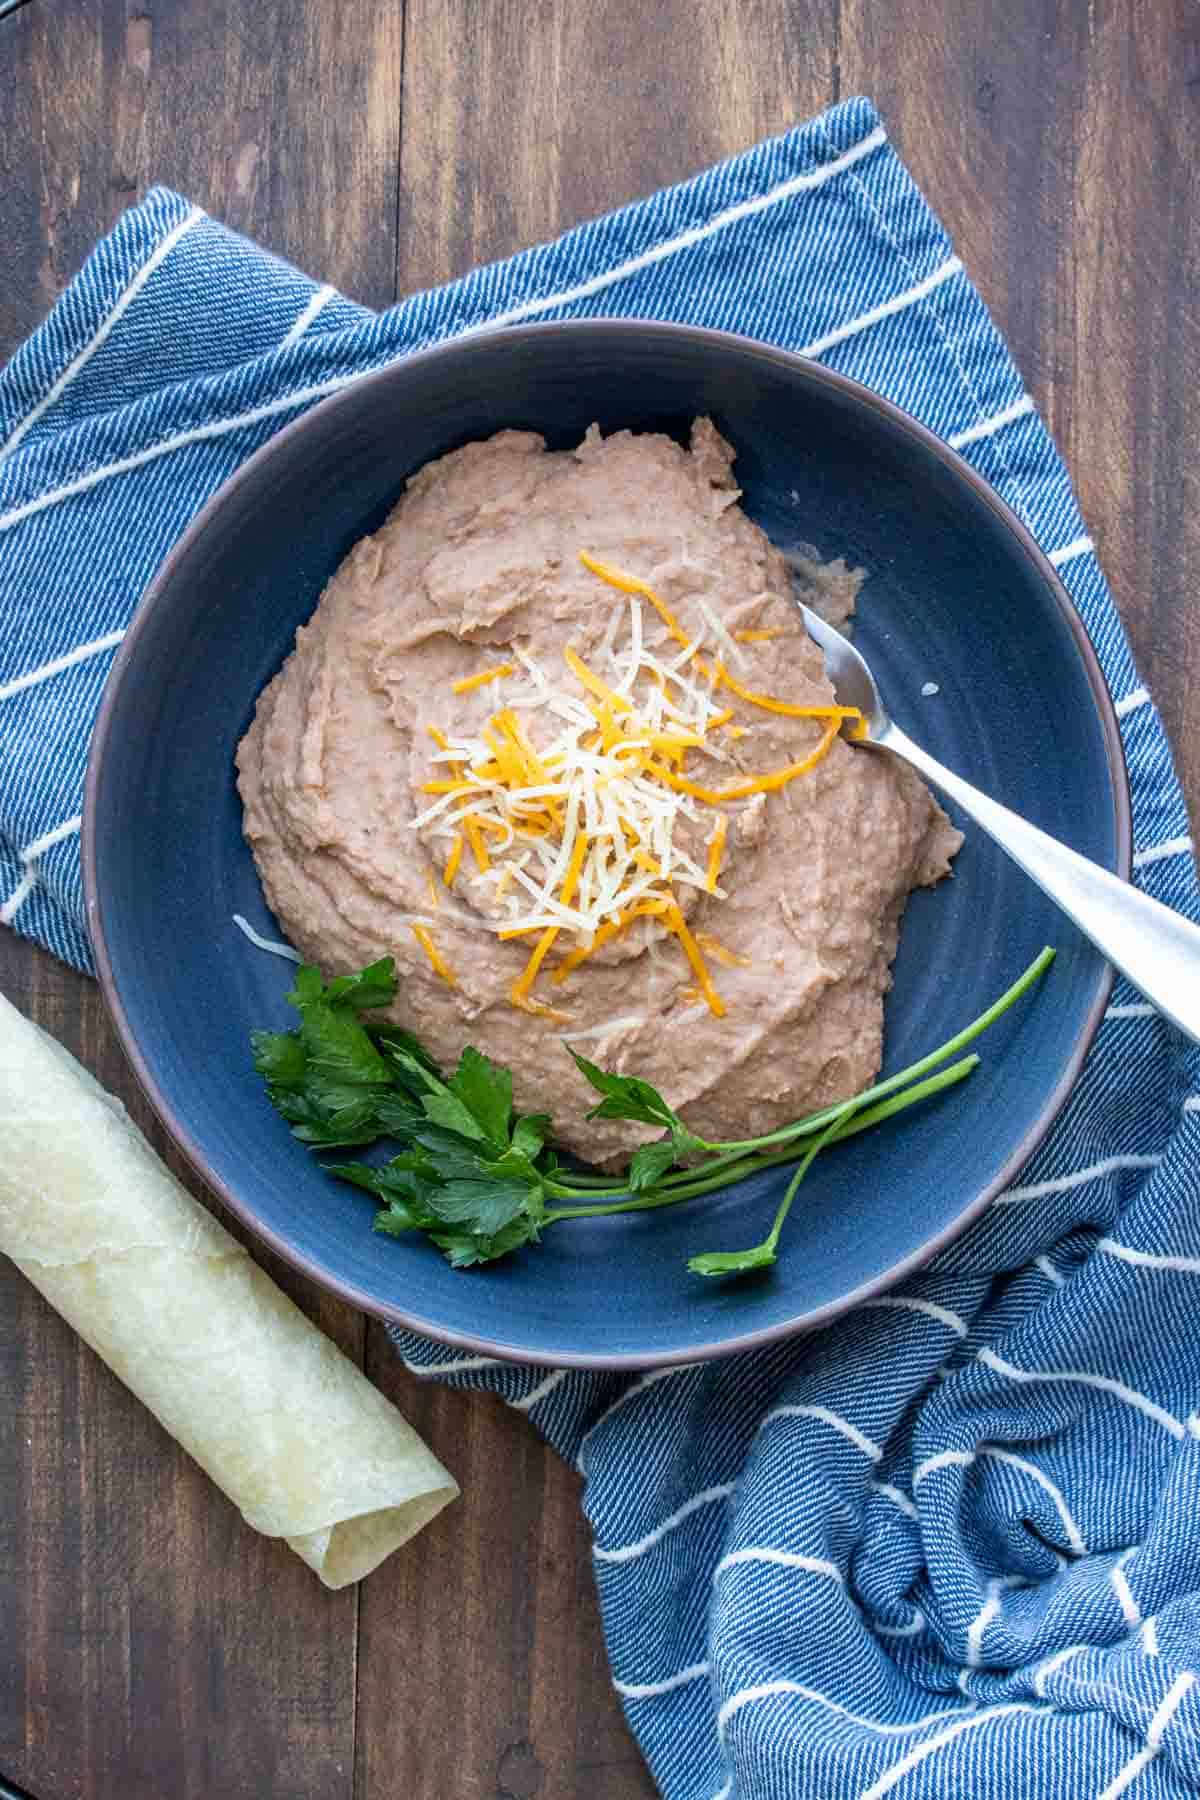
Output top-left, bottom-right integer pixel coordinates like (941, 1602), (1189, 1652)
(2, 3), (1197, 1796)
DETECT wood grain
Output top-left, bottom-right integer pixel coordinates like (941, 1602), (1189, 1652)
(0, 0), (403, 1794)
(841, 0), (1200, 818)
(3, 1), (1200, 1796)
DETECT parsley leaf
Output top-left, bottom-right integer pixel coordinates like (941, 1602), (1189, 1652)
(250, 1030), (307, 1088)
(446, 1046), (513, 1152)
(318, 958), (399, 1011)
(430, 1215), (543, 1268)
(424, 1177), (539, 1235)
(254, 961), (402, 1144)
(687, 1243), (777, 1277)
(566, 1048), (705, 1157)
(628, 1138), (680, 1192)
(512, 1114), (552, 1161)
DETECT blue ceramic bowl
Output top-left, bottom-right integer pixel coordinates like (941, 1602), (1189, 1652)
(83, 322), (1129, 1368)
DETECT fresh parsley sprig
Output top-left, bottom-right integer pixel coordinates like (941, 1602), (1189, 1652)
(251, 947), (1055, 1278)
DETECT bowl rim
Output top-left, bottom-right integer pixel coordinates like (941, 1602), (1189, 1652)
(82, 316), (1131, 1370)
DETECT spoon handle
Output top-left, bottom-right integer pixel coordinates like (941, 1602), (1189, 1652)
(880, 723), (1200, 1045)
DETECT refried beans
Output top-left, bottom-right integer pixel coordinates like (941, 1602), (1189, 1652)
(236, 419), (961, 1165)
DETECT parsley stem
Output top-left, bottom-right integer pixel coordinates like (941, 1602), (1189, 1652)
(699, 946), (1054, 1155)
(544, 1176), (630, 1202)
(761, 1108), (851, 1254)
(541, 1053), (979, 1222)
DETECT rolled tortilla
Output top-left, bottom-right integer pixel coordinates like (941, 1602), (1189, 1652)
(0, 992), (457, 1587)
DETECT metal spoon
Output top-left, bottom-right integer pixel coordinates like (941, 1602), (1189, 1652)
(801, 604), (1200, 1045)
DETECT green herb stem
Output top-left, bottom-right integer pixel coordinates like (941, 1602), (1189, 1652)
(543, 1050), (979, 1223)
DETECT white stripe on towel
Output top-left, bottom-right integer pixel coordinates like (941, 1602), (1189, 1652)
(762, 1402), (882, 1462)
(872, 1482), (919, 1521)
(996, 1154), (1161, 1204)
(1097, 1672), (1196, 1800)
(399, 1353), (503, 1376)
(0, 206), (205, 461)
(1110, 1549), (1142, 1629)
(482, 128), (889, 332)
(860, 1295), (968, 1336)
(715, 1547), (843, 1585)
(1133, 834), (1192, 869)
(1098, 1238), (1200, 1275)
(981, 1447), (1086, 1555)
(859, 1704), (1042, 1800)
(280, 283), (337, 349)
(913, 1448), (975, 1486)
(717, 1679), (973, 1739)
(0, 628), (126, 704)
(594, 1483), (735, 1564)
(947, 393), (1034, 450)
(1114, 686), (1150, 719)
(509, 1367), (570, 1413)
(1032, 1644), (1086, 1698)
(977, 1348), (1185, 1438)
(798, 256), (962, 360)
(1048, 534), (1093, 568)
(0, 813), (84, 925)
(614, 1659), (710, 1701)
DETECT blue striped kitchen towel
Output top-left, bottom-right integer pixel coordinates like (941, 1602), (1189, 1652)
(3, 96), (1200, 1798)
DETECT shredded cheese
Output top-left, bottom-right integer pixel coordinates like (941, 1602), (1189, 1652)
(716, 662), (862, 723)
(443, 834), (464, 887)
(565, 646), (632, 713)
(733, 627), (787, 643)
(644, 714), (841, 804)
(694, 930), (751, 968)
(663, 902), (724, 1017)
(464, 816), (491, 873)
(705, 817), (727, 894)
(452, 662), (515, 694)
(411, 555), (861, 1020)
(410, 921), (456, 987)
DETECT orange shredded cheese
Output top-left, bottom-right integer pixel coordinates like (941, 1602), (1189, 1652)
(579, 552), (716, 679)
(565, 646), (632, 713)
(426, 872), (442, 911)
(644, 714), (841, 803)
(694, 931), (751, 969)
(496, 709), (547, 782)
(705, 817), (728, 893)
(716, 662), (863, 725)
(443, 834), (464, 887)
(511, 925), (561, 1009)
(421, 777), (475, 795)
(663, 902), (725, 1017)
(464, 816), (492, 873)
(552, 898), (669, 983)
(733, 627), (787, 643)
(482, 723), (525, 787)
(452, 662), (515, 695)
(410, 922), (456, 987)
(560, 831), (590, 908)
